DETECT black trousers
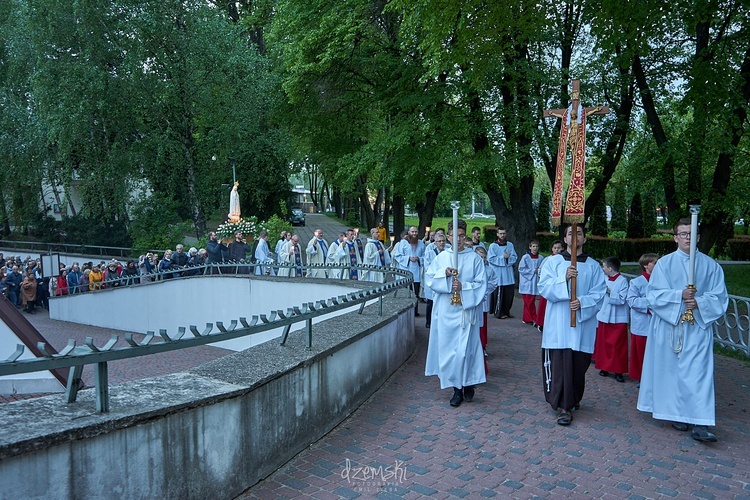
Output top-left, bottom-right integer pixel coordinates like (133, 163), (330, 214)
(492, 284), (515, 318)
(412, 282), (421, 313)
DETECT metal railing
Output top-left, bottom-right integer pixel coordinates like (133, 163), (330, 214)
(0, 240), (142, 259)
(622, 273), (748, 358)
(0, 262), (415, 412)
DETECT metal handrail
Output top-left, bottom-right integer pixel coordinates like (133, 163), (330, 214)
(0, 262), (415, 412)
(622, 273), (748, 357)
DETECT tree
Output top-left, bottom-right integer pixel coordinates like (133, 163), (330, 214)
(627, 192), (644, 238)
(611, 183), (627, 232)
(589, 195), (608, 237)
(536, 189), (551, 233)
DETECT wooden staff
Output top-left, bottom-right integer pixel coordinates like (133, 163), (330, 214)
(569, 223), (578, 327)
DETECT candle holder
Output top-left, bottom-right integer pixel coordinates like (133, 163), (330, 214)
(680, 284), (696, 324)
(450, 270), (462, 306)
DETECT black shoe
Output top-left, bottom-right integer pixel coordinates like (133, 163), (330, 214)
(691, 425), (717, 442)
(463, 386), (475, 402)
(599, 370), (609, 377)
(450, 388), (463, 407)
(672, 421), (690, 432)
(415, 311), (420, 317)
(614, 374), (625, 383)
(556, 410), (572, 426)
(573, 404), (581, 410)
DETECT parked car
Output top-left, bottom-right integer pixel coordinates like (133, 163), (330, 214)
(289, 208), (306, 226)
(467, 213), (490, 219)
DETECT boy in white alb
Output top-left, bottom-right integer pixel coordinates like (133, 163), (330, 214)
(626, 253), (659, 387)
(519, 239), (543, 326)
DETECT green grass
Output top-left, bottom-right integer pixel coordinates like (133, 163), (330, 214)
(714, 344), (750, 365)
(404, 216), (495, 232)
(623, 264), (750, 297)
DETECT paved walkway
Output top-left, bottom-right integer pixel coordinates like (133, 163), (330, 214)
(242, 299), (750, 499)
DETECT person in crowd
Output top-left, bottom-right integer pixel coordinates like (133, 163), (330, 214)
(423, 233), (446, 328)
(539, 224), (606, 426)
(105, 260), (123, 287)
(67, 262), (83, 294)
(638, 218), (729, 443)
(22, 271), (37, 314)
(79, 269), (90, 293)
(89, 265), (104, 291)
(488, 226), (518, 319)
(474, 245), (498, 364)
(274, 231), (288, 261)
(121, 260), (139, 285)
(228, 232), (253, 274)
(206, 232), (227, 272)
(56, 269), (69, 296)
(6, 265), (23, 308)
(362, 227), (392, 282)
(306, 229), (329, 278)
(0, 252), (4, 269)
(519, 240), (544, 326)
(0, 268), (7, 298)
(377, 222), (387, 244)
(326, 232), (346, 279)
(425, 220), (488, 407)
(158, 251), (174, 279)
(627, 253), (659, 388)
(536, 240), (563, 333)
(139, 254), (153, 283)
(393, 226), (426, 315)
(594, 256), (630, 383)
(471, 227), (486, 249)
(171, 244), (189, 277)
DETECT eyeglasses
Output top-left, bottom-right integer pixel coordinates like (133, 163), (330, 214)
(675, 231), (691, 239)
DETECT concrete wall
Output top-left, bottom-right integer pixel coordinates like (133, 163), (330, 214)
(0, 295), (415, 499)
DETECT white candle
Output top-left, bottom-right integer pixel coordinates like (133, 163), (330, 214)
(688, 205), (700, 285)
(450, 201), (460, 270)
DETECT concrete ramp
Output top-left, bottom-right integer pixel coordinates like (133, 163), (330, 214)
(0, 295), (67, 394)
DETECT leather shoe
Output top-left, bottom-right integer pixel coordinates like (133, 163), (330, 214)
(691, 425), (717, 442)
(415, 311), (421, 317)
(450, 388), (463, 407)
(599, 370), (609, 377)
(671, 421), (690, 432)
(463, 386), (475, 402)
(614, 374), (625, 383)
(425, 323), (430, 328)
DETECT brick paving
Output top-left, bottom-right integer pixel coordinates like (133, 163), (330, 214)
(242, 298), (750, 499)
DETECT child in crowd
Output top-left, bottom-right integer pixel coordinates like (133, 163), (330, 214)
(594, 256), (630, 382)
(535, 240), (563, 333)
(474, 246), (497, 368)
(626, 253), (659, 388)
(519, 239), (543, 326)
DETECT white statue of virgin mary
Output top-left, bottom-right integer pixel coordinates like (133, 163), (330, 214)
(229, 181), (241, 223)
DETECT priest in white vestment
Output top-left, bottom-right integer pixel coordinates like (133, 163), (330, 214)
(306, 229), (329, 278)
(254, 230), (274, 276)
(326, 233), (346, 279)
(425, 221), (487, 407)
(361, 227), (392, 282)
(637, 218), (728, 442)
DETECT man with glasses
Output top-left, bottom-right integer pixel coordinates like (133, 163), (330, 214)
(637, 217), (728, 442)
(424, 220), (487, 407)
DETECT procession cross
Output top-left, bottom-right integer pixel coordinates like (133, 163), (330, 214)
(543, 79), (610, 326)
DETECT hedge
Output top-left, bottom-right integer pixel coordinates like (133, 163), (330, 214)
(482, 228), (750, 261)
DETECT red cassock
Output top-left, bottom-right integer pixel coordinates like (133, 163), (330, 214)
(593, 322), (629, 373)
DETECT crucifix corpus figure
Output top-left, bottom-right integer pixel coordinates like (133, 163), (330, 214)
(543, 79), (610, 326)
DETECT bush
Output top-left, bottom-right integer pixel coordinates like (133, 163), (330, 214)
(727, 238), (750, 261)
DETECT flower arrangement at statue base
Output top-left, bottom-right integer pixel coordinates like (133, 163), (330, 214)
(216, 216), (259, 240)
